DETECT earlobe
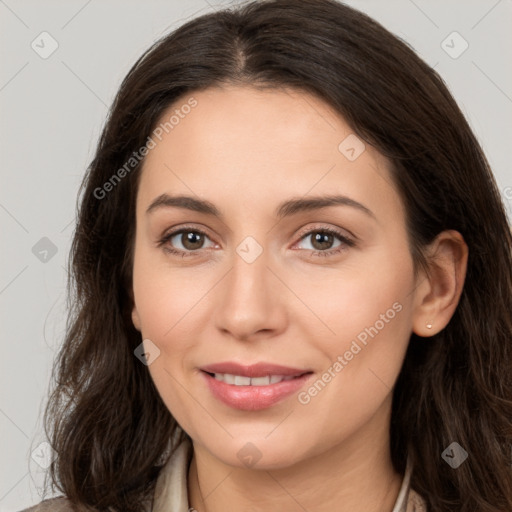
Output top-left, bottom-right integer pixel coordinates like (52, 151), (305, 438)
(412, 230), (468, 338)
(128, 285), (141, 331)
(132, 306), (141, 332)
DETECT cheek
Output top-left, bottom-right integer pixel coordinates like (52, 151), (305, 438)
(290, 267), (413, 449)
(132, 244), (209, 343)
(299, 254), (411, 336)
(131, 246), (219, 426)
(293, 247), (414, 388)
(132, 250), (207, 433)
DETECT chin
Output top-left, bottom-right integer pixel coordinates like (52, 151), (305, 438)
(202, 434), (311, 471)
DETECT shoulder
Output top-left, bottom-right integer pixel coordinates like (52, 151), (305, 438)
(18, 497), (76, 512)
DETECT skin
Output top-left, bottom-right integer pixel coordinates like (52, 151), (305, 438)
(131, 85), (468, 512)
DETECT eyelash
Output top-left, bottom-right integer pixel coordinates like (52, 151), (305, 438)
(157, 224), (356, 259)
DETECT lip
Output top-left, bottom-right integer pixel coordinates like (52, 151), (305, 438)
(200, 361), (310, 378)
(199, 361), (313, 411)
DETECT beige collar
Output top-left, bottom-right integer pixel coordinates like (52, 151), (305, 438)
(152, 438), (427, 511)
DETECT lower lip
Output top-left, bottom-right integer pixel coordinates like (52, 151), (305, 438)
(201, 371), (313, 411)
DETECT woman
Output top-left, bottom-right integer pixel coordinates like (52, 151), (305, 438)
(21, 0), (512, 511)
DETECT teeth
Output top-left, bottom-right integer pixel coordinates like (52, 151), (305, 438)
(251, 376), (270, 386)
(222, 373), (235, 385)
(212, 373), (298, 386)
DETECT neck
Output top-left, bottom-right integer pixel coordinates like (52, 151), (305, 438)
(187, 401), (403, 512)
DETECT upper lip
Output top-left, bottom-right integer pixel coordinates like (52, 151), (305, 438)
(200, 362), (312, 378)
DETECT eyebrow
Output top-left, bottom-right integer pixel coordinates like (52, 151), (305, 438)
(146, 193), (376, 220)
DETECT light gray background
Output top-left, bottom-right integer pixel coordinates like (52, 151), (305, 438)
(1, 0), (511, 510)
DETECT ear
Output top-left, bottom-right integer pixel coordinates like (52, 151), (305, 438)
(126, 284), (142, 332)
(412, 230), (468, 337)
(131, 289), (142, 332)
(132, 305), (141, 332)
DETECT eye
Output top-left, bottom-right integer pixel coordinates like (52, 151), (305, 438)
(294, 227), (355, 258)
(157, 227), (216, 257)
(157, 225), (355, 259)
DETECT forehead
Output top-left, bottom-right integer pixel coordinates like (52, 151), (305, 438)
(148, 85), (353, 163)
(137, 85), (403, 223)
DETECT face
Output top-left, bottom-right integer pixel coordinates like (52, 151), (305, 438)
(131, 85), (419, 469)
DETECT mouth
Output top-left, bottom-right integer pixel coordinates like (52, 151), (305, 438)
(202, 372), (307, 386)
(199, 362), (314, 411)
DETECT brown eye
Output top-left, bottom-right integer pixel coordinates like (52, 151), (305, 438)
(179, 231), (206, 250)
(293, 227), (356, 259)
(158, 227), (216, 257)
(310, 231), (337, 251)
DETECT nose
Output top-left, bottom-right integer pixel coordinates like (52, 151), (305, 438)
(214, 245), (287, 342)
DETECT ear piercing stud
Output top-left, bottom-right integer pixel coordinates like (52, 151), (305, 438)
(426, 322), (433, 329)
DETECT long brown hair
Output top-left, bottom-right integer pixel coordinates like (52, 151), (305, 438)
(41, 0), (512, 510)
